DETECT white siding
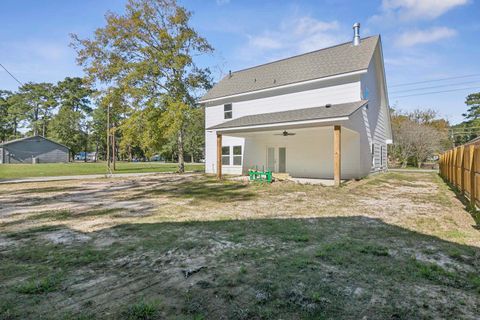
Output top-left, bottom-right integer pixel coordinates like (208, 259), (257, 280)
(205, 77), (362, 175)
(343, 108), (373, 177)
(205, 79), (361, 129)
(360, 51), (388, 172)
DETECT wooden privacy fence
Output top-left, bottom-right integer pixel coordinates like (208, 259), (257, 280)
(439, 144), (480, 207)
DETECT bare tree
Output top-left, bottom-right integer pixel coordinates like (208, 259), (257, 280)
(392, 116), (446, 168)
(392, 120), (417, 168)
(412, 123), (443, 167)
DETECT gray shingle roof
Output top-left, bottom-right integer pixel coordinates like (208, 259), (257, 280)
(208, 100), (368, 130)
(201, 36), (379, 102)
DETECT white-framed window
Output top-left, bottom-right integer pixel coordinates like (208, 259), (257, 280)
(222, 146), (230, 165)
(224, 104), (232, 119)
(233, 145), (242, 166)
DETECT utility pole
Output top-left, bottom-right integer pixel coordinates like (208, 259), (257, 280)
(107, 103), (111, 172)
(42, 116), (46, 137)
(84, 123), (89, 163)
(112, 125), (116, 171)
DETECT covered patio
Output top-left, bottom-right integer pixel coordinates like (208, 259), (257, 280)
(209, 101), (369, 186)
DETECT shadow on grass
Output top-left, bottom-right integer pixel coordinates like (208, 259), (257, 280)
(439, 174), (480, 228)
(140, 177), (256, 202)
(113, 164), (204, 173)
(2, 216), (480, 319)
(1, 208), (126, 229)
(10, 186), (85, 194)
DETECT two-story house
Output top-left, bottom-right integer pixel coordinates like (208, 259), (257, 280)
(200, 23), (392, 186)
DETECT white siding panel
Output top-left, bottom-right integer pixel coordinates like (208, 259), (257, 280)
(205, 80), (361, 128)
(360, 53), (388, 172)
(343, 108), (372, 177)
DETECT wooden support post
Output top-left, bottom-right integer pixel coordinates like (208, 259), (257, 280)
(449, 150), (453, 182)
(445, 152), (448, 180)
(334, 125), (341, 187)
(453, 148), (458, 186)
(469, 145), (476, 207)
(440, 154), (444, 178)
(217, 133), (222, 180)
(459, 146), (465, 193)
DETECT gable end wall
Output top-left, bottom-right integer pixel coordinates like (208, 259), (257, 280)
(360, 47), (387, 172)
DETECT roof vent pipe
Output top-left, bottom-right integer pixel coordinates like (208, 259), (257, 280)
(353, 23), (360, 46)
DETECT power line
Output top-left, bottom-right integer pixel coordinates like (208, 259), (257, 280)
(390, 86), (480, 99)
(390, 80), (480, 94)
(389, 74), (480, 88)
(0, 63), (23, 86)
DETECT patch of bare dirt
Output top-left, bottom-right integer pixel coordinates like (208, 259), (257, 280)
(41, 229), (92, 245)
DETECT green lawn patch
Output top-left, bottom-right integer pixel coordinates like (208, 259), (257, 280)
(0, 162), (204, 179)
(15, 274), (63, 294)
(122, 300), (161, 320)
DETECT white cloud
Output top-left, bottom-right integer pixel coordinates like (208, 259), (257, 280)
(385, 53), (440, 67)
(216, 0), (230, 5)
(396, 26), (457, 47)
(238, 17), (346, 63)
(372, 0), (468, 22)
(248, 35), (283, 50)
(290, 17), (339, 36)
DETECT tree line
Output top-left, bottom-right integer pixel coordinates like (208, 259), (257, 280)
(389, 91), (480, 168)
(449, 93), (480, 145)
(0, 0), (209, 172)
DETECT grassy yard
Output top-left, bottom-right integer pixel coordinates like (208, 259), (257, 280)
(0, 162), (204, 179)
(0, 172), (479, 319)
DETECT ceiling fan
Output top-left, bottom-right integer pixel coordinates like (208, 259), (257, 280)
(274, 130), (296, 136)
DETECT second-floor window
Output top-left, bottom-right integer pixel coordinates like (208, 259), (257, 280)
(224, 104), (232, 119)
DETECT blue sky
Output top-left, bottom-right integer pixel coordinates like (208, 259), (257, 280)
(0, 0), (479, 124)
